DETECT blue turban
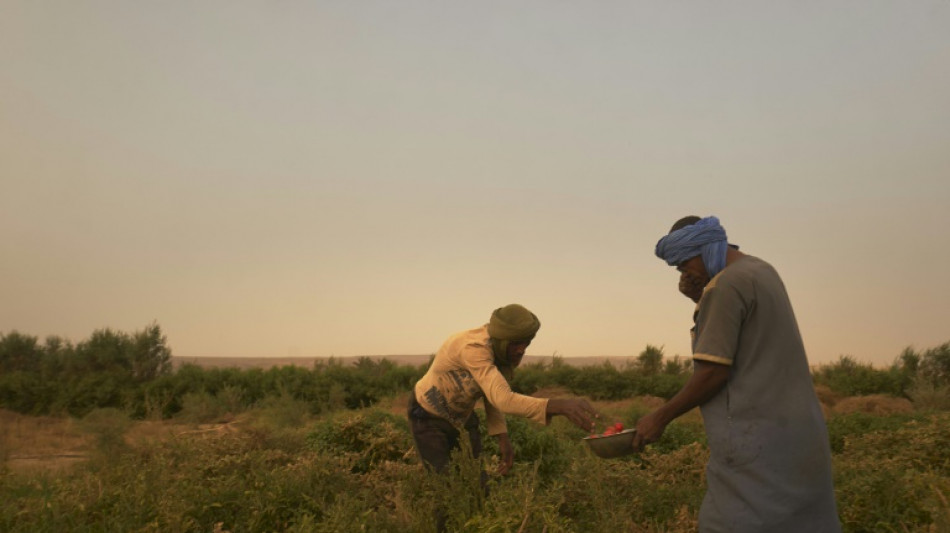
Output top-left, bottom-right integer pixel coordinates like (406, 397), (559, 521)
(655, 216), (731, 278)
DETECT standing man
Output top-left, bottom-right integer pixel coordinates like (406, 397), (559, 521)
(634, 216), (840, 532)
(410, 303), (598, 477)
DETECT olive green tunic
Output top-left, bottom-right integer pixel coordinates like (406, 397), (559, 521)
(692, 256), (840, 533)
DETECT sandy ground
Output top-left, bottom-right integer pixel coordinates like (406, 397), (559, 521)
(0, 410), (242, 474)
(1, 410), (91, 473)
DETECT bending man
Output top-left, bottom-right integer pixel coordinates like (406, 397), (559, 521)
(410, 303), (598, 477)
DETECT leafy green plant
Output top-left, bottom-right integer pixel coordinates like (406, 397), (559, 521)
(813, 355), (907, 398)
(175, 386), (244, 424)
(833, 414), (950, 531)
(906, 376), (950, 411)
(825, 411), (924, 454)
(307, 409), (413, 473)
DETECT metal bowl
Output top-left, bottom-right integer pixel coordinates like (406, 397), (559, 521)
(583, 428), (638, 458)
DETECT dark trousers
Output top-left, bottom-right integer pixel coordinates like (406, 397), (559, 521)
(408, 392), (488, 532)
(408, 392), (483, 473)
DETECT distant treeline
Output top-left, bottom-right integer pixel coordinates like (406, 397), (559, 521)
(1, 325), (948, 418)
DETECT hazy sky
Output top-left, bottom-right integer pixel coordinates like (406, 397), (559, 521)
(3, 2), (949, 367)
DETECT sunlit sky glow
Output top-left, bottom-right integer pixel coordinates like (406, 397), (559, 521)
(3, 2), (949, 367)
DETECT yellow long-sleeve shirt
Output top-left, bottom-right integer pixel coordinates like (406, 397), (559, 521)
(413, 325), (549, 436)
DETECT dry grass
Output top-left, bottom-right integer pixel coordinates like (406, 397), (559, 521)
(0, 409), (90, 473)
(814, 384), (838, 408)
(831, 394), (914, 416)
(380, 392), (411, 418)
(0, 409), (242, 474)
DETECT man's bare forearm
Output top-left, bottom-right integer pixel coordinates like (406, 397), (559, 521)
(653, 360), (730, 424)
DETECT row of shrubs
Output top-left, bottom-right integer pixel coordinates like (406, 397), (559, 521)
(813, 345), (950, 396)
(2, 325), (949, 419)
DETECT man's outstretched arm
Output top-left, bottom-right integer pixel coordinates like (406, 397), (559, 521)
(633, 360), (730, 450)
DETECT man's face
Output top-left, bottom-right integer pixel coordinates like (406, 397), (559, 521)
(676, 255), (710, 303)
(506, 340), (531, 367)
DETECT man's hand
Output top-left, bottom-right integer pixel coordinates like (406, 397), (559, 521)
(679, 270), (707, 303)
(632, 360), (730, 451)
(495, 432), (514, 475)
(632, 410), (669, 451)
(546, 398), (600, 432)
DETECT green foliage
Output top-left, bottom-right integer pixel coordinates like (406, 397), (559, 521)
(2, 406), (949, 532)
(568, 362), (638, 400)
(0, 324), (172, 417)
(465, 462), (575, 532)
(813, 355), (908, 398)
(825, 411), (925, 454)
(813, 344), (950, 403)
(78, 407), (132, 462)
(918, 342), (950, 387)
(511, 350), (690, 401)
(0, 371), (45, 414)
(906, 376), (950, 412)
(253, 392), (312, 429)
(441, 434), (489, 531)
(7, 328), (945, 424)
(176, 387), (242, 424)
(5, 326), (950, 530)
(651, 420), (707, 454)
(0, 331), (43, 374)
(479, 415), (576, 484)
(637, 344), (665, 376)
(832, 414), (950, 531)
(307, 409), (413, 474)
(0, 428), (371, 533)
(0, 325), (432, 420)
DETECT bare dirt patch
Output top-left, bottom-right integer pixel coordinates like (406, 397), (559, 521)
(1, 409), (90, 473)
(0, 410), (245, 475)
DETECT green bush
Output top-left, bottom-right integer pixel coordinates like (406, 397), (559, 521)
(307, 409), (413, 473)
(833, 414), (950, 531)
(0, 325), (171, 417)
(175, 385), (245, 424)
(253, 392), (312, 429)
(566, 362), (636, 400)
(4, 326), (949, 423)
(813, 355), (907, 398)
(825, 411), (924, 454)
(906, 377), (950, 411)
(918, 342), (950, 387)
(478, 414), (576, 484)
(651, 420), (707, 454)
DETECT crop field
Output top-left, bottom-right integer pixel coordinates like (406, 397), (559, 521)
(2, 328), (949, 532)
(2, 390), (949, 532)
